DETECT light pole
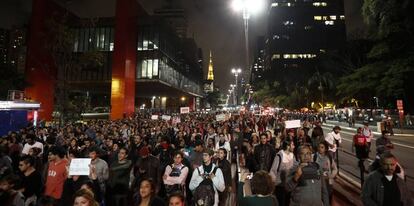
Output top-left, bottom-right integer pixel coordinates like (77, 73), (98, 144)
(232, 0), (264, 83)
(373, 97), (379, 108)
(231, 68), (242, 105)
(230, 84), (236, 106)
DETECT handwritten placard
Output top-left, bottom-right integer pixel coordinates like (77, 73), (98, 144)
(285, 120), (301, 129)
(162, 115), (171, 121)
(180, 107), (190, 114)
(69, 158), (91, 176)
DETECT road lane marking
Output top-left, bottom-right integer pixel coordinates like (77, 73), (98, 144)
(322, 126), (414, 149)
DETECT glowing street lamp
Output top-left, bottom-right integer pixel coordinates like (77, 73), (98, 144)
(231, 0), (264, 83)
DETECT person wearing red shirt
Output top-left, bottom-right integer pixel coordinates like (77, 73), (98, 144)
(44, 146), (68, 201)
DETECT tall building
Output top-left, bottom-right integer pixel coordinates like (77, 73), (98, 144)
(153, 4), (187, 38)
(204, 50), (215, 93)
(251, 36), (265, 87)
(264, 0), (346, 86)
(0, 27), (26, 73)
(0, 29), (8, 66)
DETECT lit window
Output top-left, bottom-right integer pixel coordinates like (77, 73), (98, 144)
(313, 2), (320, 6)
(321, 2), (327, 6)
(324, 20), (334, 25)
(272, 54), (281, 60)
(292, 54), (298, 59)
(283, 54), (291, 59)
(287, 3), (291, 6)
(330, 15), (337, 20)
(110, 43), (114, 51)
(323, 16), (328, 20)
(314, 16), (322, 21)
(340, 15), (345, 20)
(273, 35), (280, 39)
(271, 3), (278, 7)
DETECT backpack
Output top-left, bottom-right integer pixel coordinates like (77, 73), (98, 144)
(165, 164), (187, 196)
(193, 166), (218, 206)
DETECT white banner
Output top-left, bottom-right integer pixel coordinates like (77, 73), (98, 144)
(285, 120), (301, 129)
(180, 107), (190, 114)
(151, 115), (159, 120)
(216, 114), (226, 122)
(69, 158), (91, 176)
(162, 115), (171, 121)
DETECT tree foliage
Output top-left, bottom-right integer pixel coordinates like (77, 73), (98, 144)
(44, 13), (104, 123)
(338, 0), (414, 110)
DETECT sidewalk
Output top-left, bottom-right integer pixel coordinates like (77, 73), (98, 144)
(324, 120), (414, 137)
(332, 174), (363, 206)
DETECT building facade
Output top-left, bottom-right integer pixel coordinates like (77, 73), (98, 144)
(23, 0), (204, 120)
(263, 0), (346, 86)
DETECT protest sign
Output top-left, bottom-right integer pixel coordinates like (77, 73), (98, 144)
(162, 115), (171, 121)
(285, 120), (301, 129)
(180, 107), (190, 114)
(151, 115), (159, 120)
(69, 158), (91, 176)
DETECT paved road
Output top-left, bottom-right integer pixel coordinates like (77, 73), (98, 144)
(322, 123), (414, 195)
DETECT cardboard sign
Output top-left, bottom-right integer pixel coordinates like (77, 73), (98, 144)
(216, 114), (226, 122)
(69, 158), (91, 176)
(151, 115), (159, 120)
(285, 120), (301, 129)
(162, 115), (171, 121)
(180, 107), (190, 114)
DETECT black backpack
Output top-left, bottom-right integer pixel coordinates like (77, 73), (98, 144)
(193, 166), (218, 206)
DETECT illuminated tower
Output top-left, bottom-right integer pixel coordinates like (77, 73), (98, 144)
(207, 50), (214, 81)
(204, 50), (214, 93)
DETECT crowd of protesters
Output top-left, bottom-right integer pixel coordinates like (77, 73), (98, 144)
(0, 111), (412, 206)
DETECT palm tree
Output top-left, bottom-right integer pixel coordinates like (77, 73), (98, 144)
(308, 69), (335, 111)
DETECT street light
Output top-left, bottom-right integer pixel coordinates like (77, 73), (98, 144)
(231, 69), (242, 105)
(231, 0), (264, 83)
(373, 97), (379, 108)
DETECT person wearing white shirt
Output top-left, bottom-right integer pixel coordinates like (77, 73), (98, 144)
(21, 134), (43, 156)
(215, 133), (231, 161)
(362, 122), (374, 150)
(324, 126), (341, 160)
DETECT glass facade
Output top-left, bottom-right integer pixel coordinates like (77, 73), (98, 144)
(67, 21), (202, 96)
(73, 27), (114, 52)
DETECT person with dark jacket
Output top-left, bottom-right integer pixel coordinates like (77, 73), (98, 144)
(134, 146), (161, 193)
(375, 131), (394, 150)
(253, 133), (276, 172)
(107, 147), (132, 206)
(216, 148), (232, 206)
(362, 152), (412, 206)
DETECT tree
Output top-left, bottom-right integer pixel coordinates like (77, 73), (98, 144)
(44, 13), (103, 123)
(308, 70), (335, 108)
(338, 0), (414, 110)
(205, 90), (222, 109)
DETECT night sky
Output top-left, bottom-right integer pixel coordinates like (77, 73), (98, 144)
(0, 0), (365, 90)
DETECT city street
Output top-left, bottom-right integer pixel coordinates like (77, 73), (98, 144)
(323, 121), (414, 195)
